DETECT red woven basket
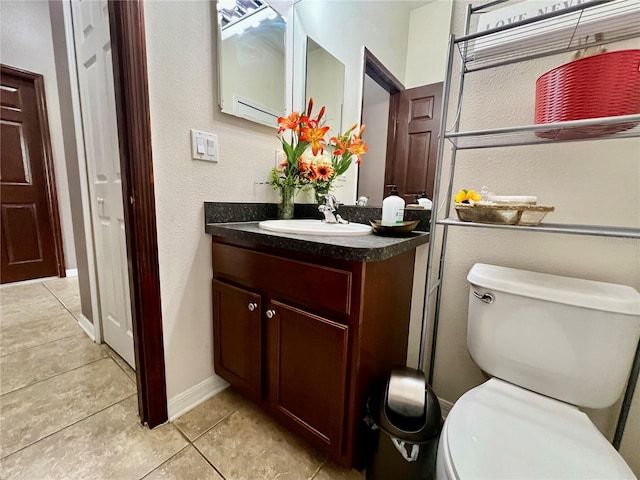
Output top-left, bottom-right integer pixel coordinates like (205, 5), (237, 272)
(535, 49), (640, 140)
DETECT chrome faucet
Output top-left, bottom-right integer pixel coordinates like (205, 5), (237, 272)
(356, 196), (369, 206)
(318, 194), (348, 224)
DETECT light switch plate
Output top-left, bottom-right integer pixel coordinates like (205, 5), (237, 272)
(191, 129), (218, 162)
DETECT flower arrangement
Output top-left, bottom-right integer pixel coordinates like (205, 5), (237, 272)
(454, 189), (482, 204)
(269, 98), (368, 216)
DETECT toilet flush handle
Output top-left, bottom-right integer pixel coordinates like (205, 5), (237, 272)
(473, 291), (495, 304)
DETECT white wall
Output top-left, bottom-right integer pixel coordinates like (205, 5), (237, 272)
(357, 75), (389, 206)
(430, 1), (640, 474)
(1, 0), (76, 269)
(405, 0), (453, 88)
(144, 0), (280, 402)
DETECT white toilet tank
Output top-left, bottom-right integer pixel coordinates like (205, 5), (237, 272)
(466, 263), (640, 409)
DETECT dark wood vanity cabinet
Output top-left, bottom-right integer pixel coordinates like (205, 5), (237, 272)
(211, 239), (417, 467)
(212, 279), (262, 402)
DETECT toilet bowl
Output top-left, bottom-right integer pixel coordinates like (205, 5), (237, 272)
(435, 263), (640, 479)
(436, 379), (635, 480)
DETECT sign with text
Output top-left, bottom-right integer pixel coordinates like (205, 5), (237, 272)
(472, 0), (639, 61)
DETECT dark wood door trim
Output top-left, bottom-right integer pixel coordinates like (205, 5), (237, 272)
(1, 64), (66, 279)
(107, 0), (167, 428)
(358, 49), (405, 199)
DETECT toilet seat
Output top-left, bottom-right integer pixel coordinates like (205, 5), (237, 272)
(438, 379), (635, 480)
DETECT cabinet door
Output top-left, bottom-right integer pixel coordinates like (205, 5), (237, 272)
(267, 300), (349, 454)
(212, 279), (262, 401)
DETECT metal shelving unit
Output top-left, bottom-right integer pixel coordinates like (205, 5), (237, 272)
(419, 0), (640, 453)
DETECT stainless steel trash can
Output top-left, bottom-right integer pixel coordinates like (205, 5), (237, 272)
(366, 367), (442, 480)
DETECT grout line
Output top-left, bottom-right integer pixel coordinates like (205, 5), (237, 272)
(0, 330), (85, 358)
(185, 406), (241, 444)
(173, 423), (193, 444)
(42, 282), (80, 320)
(192, 441), (228, 480)
(309, 460), (326, 480)
(0, 355), (113, 398)
(0, 393), (137, 461)
(138, 445), (192, 480)
(0, 277), (56, 289)
(102, 347), (138, 386)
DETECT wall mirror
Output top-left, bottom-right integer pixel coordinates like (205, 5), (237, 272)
(292, 0), (452, 205)
(305, 37), (345, 139)
(217, 0), (286, 128)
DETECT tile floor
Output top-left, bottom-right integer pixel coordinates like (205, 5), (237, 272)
(0, 277), (364, 480)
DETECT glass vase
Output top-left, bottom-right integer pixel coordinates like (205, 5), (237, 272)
(278, 184), (295, 219)
(314, 183), (331, 205)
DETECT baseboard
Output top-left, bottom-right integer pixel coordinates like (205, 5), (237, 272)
(77, 314), (95, 341)
(167, 375), (230, 421)
(439, 397), (454, 418)
(65, 268), (78, 277)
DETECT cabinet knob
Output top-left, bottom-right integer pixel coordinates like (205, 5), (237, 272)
(266, 309), (276, 319)
(248, 302), (258, 312)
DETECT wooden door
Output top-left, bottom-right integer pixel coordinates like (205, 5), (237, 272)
(212, 279), (262, 402)
(0, 66), (65, 283)
(387, 82), (443, 202)
(71, 0), (134, 367)
(267, 300), (349, 455)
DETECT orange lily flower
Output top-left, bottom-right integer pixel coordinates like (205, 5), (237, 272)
(279, 158), (288, 170)
(301, 124), (330, 155)
(348, 138), (368, 164)
(330, 136), (348, 155)
(277, 112), (301, 134)
(306, 98), (314, 118)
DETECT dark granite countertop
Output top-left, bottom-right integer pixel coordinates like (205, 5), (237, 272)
(205, 221), (429, 262)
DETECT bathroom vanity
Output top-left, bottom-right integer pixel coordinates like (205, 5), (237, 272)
(206, 211), (429, 467)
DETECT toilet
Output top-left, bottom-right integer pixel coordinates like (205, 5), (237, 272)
(436, 263), (640, 480)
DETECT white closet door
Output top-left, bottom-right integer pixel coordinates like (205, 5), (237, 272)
(71, 0), (134, 368)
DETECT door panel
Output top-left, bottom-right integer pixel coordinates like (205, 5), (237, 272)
(388, 82), (443, 202)
(212, 279), (262, 402)
(0, 69), (61, 283)
(268, 300), (349, 453)
(72, 0), (134, 367)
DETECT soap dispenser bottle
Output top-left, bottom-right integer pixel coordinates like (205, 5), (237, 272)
(381, 184), (405, 226)
(416, 191), (433, 209)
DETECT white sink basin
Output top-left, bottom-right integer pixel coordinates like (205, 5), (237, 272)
(258, 219), (372, 236)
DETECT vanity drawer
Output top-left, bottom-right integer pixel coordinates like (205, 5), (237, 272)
(212, 242), (352, 316)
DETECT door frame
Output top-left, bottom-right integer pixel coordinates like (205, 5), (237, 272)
(358, 48), (405, 198)
(105, 0), (167, 428)
(1, 64), (66, 280)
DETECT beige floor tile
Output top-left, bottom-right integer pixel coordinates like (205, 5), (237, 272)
(0, 288), (68, 328)
(0, 282), (51, 306)
(194, 404), (324, 480)
(0, 396), (187, 480)
(313, 461), (365, 480)
(0, 311), (84, 356)
(43, 277), (82, 318)
(0, 357), (135, 457)
(143, 446), (224, 480)
(0, 334), (107, 395)
(174, 387), (246, 441)
(101, 344), (137, 383)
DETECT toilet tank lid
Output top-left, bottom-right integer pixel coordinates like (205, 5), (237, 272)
(467, 263), (640, 316)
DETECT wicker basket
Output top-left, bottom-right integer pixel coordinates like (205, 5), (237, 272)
(455, 204), (555, 226)
(535, 50), (640, 140)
